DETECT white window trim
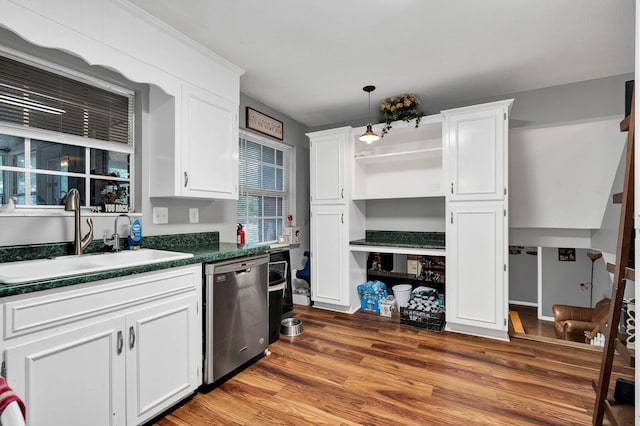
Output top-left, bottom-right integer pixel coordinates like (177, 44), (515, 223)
(238, 128), (293, 243)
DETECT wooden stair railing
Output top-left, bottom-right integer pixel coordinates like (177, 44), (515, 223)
(592, 89), (635, 426)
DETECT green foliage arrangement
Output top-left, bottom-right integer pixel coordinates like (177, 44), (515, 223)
(380, 93), (422, 136)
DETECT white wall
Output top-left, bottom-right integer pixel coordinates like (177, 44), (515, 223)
(509, 118), (626, 229)
(364, 198), (445, 232)
(592, 144), (627, 262)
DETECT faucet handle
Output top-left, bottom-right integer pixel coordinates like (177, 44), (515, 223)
(81, 218), (94, 252)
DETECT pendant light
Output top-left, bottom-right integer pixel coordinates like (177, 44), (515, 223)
(359, 85), (380, 144)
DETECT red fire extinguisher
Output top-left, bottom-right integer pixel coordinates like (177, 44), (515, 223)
(237, 223), (245, 246)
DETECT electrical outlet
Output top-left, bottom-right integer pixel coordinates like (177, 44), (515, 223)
(152, 207), (169, 224)
(189, 208), (199, 224)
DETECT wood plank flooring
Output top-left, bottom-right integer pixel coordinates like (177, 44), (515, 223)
(155, 306), (633, 425)
(510, 304), (557, 340)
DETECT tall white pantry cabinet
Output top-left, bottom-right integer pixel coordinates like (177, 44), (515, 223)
(308, 128), (365, 312)
(443, 99), (513, 341)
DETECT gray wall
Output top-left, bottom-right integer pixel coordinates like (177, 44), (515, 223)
(508, 247), (538, 305)
(239, 93), (310, 271)
(540, 247), (605, 317)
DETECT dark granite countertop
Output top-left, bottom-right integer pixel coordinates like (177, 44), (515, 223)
(0, 232), (270, 298)
(349, 230), (445, 250)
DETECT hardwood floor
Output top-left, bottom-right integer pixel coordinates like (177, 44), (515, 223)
(155, 306), (633, 425)
(510, 304), (557, 340)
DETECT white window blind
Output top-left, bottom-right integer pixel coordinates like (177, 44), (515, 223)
(237, 130), (290, 243)
(0, 51), (134, 209)
(0, 54), (133, 145)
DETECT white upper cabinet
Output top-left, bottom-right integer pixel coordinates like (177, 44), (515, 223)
(149, 84), (239, 199)
(443, 100), (513, 201)
(308, 128), (349, 205)
(180, 83), (238, 199)
(352, 115), (444, 199)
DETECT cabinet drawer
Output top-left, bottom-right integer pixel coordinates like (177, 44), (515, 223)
(3, 265), (200, 340)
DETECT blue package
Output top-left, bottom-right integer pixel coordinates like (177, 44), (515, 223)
(357, 280), (388, 312)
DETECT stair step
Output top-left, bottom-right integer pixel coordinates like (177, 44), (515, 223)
(613, 192), (623, 204)
(620, 114), (630, 132)
(606, 262), (635, 281)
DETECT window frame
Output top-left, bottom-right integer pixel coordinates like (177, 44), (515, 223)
(0, 46), (135, 211)
(237, 129), (292, 244)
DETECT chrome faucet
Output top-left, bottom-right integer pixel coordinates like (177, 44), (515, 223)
(105, 214), (131, 252)
(64, 188), (93, 255)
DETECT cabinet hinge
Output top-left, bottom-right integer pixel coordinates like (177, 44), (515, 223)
(503, 209), (506, 217)
(504, 264), (507, 272)
(450, 212), (453, 224)
(504, 187), (507, 196)
(503, 112), (507, 120)
(1, 360), (5, 378)
(504, 318), (507, 326)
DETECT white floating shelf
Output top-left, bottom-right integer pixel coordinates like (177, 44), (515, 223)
(349, 244), (446, 256)
(354, 147), (442, 165)
(351, 191), (445, 201)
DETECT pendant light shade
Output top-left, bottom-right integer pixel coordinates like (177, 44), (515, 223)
(359, 85), (380, 144)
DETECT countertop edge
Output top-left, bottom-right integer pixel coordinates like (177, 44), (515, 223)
(0, 244), (271, 298)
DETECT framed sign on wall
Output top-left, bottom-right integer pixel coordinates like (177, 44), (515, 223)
(246, 107), (284, 140)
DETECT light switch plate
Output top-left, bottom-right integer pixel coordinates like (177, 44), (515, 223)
(152, 207), (169, 224)
(189, 208), (199, 224)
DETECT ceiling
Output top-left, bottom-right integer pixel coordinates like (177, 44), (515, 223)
(128, 0), (635, 128)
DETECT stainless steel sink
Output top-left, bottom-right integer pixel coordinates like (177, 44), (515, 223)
(0, 249), (194, 284)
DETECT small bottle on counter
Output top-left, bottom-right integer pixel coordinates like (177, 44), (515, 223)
(128, 218), (142, 250)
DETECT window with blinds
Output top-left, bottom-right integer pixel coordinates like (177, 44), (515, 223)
(0, 52), (134, 209)
(0, 55), (133, 145)
(237, 131), (290, 243)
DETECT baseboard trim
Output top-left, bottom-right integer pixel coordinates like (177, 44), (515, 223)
(445, 321), (510, 342)
(312, 301), (359, 314)
(509, 300), (537, 307)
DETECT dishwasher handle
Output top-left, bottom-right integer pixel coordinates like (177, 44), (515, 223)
(208, 255), (269, 275)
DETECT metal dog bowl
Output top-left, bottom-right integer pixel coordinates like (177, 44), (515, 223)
(280, 318), (304, 337)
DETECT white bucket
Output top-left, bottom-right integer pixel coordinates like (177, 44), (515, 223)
(392, 284), (412, 309)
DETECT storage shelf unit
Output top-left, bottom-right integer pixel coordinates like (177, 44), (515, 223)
(352, 114), (444, 200)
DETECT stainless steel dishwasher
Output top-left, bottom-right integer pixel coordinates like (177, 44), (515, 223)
(203, 253), (269, 385)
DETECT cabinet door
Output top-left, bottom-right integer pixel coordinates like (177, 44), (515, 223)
(4, 318), (126, 426)
(181, 83), (239, 199)
(446, 202), (508, 337)
(444, 101), (511, 201)
(310, 205), (349, 306)
(309, 131), (346, 205)
(126, 294), (200, 426)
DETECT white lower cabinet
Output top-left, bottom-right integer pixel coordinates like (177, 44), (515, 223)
(446, 202), (508, 340)
(5, 318), (126, 426)
(1, 265), (202, 426)
(126, 295), (199, 425)
(310, 205), (351, 309)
